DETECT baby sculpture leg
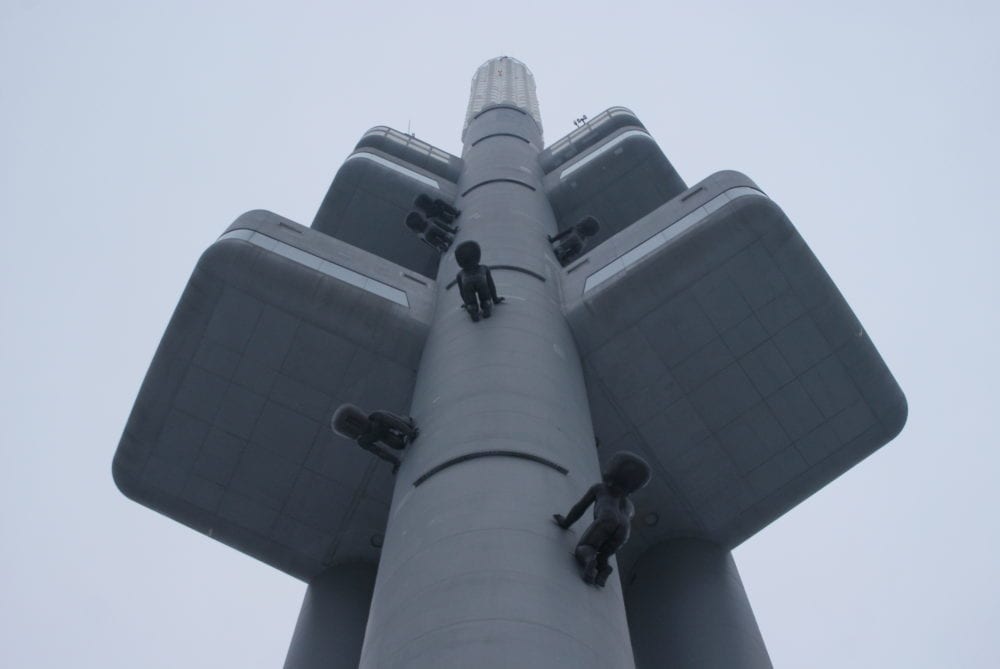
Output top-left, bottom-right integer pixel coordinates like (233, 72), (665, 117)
(458, 277), (482, 321)
(575, 518), (623, 585)
(471, 274), (493, 318)
(369, 410), (419, 447)
(594, 523), (629, 586)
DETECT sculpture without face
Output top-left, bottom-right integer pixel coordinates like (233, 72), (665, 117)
(551, 216), (601, 265)
(554, 450), (652, 586)
(331, 404), (419, 474)
(454, 240), (502, 321)
(454, 240), (482, 269)
(405, 211), (429, 233)
(414, 193), (434, 211)
(331, 404), (370, 440)
(602, 451), (651, 494)
(576, 216), (600, 238)
(414, 193), (460, 223)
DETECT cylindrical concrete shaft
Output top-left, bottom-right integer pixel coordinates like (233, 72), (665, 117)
(358, 61), (635, 669)
(625, 539), (772, 669)
(284, 563), (377, 669)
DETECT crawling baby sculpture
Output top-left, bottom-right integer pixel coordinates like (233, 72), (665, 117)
(454, 240), (503, 322)
(331, 404), (419, 474)
(553, 451), (651, 586)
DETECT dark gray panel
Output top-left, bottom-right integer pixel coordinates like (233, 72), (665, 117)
(215, 383), (267, 439)
(638, 292), (717, 366)
(672, 337), (735, 394)
(193, 428), (244, 484)
(717, 402), (791, 473)
(740, 340), (795, 396)
(721, 313), (770, 358)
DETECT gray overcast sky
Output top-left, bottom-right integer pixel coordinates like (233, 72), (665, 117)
(2, 1), (998, 667)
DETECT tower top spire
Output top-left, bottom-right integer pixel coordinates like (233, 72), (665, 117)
(463, 56), (542, 141)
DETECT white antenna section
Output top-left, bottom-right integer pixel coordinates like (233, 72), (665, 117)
(463, 56), (542, 141)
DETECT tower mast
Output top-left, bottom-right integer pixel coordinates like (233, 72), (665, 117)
(360, 55), (635, 667)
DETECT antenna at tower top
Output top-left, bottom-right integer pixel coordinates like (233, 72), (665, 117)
(463, 56), (542, 142)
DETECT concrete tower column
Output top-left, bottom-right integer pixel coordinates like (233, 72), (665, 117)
(625, 539), (772, 669)
(358, 57), (636, 669)
(283, 563), (377, 669)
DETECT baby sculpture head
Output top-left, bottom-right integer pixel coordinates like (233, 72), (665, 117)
(414, 193), (434, 211)
(602, 451), (651, 494)
(331, 404), (371, 439)
(454, 240), (482, 270)
(576, 216), (600, 239)
(405, 212), (429, 232)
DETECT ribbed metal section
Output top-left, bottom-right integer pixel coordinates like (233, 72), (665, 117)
(463, 56), (543, 142)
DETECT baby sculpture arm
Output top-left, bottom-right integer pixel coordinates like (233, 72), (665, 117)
(553, 484), (600, 529)
(485, 267), (504, 304)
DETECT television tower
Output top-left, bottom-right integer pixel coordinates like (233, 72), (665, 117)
(115, 57), (906, 668)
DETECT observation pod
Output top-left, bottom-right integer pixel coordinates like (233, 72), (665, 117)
(113, 56), (906, 669)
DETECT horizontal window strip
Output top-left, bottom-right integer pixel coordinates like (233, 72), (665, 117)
(219, 229), (409, 307)
(345, 151), (440, 190)
(582, 187), (768, 294)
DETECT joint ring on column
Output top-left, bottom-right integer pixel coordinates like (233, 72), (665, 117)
(445, 265), (545, 290)
(473, 103), (528, 119)
(471, 133), (532, 146)
(461, 178), (536, 197)
(413, 450), (569, 486)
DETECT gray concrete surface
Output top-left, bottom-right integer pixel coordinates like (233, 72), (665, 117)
(284, 563), (376, 669)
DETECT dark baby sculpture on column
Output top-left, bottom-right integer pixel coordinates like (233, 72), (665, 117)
(554, 452), (651, 586)
(549, 215), (600, 266)
(454, 240), (503, 322)
(331, 404), (419, 474)
(405, 212), (455, 253)
(414, 193), (461, 226)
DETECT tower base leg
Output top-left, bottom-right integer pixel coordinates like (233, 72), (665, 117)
(284, 563), (377, 669)
(625, 539), (772, 669)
